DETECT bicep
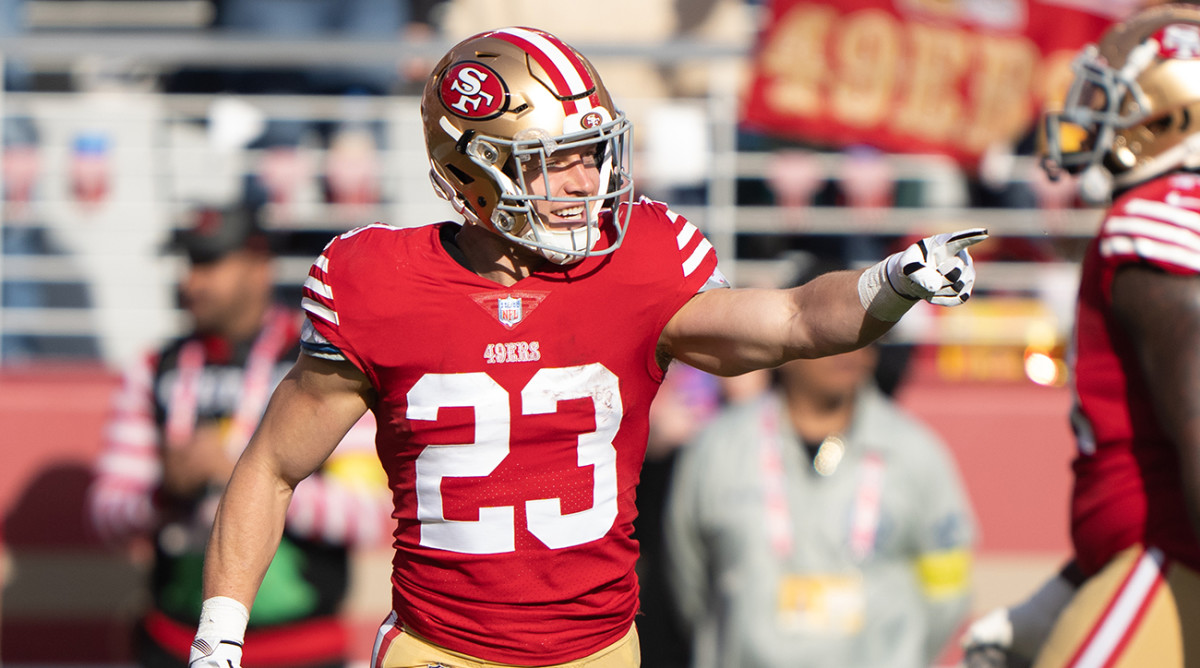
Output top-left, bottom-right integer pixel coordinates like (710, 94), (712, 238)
(659, 287), (793, 376)
(242, 354), (376, 487)
(1111, 265), (1200, 518)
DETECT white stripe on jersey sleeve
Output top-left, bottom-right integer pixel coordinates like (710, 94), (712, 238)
(1125, 198), (1200, 232)
(683, 238), (715, 278)
(675, 221), (697, 249)
(1100, 235), (1200, 272)
(315, 254), (330, 272)
(304, 275), (334, 299)
(302, 296), (340, 326)
(1105, 216), (1200, 254)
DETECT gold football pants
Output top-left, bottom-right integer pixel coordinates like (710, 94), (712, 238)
(1035, 544), (1200, 668)
(372, 614), (640, 668)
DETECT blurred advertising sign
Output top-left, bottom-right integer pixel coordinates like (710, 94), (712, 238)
(741, 0), (1126, 165)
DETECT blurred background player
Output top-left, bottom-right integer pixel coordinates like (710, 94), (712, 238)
(962, 4), (1200, 666)
(665, 255), (976, 668)
(86, 202), (388, 668)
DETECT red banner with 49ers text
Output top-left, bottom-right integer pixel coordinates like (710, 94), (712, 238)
(741, 0), (1126, 166)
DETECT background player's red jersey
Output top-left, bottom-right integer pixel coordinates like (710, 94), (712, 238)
(1070, 172), (1200, 577)
(301, 198), (722, 664)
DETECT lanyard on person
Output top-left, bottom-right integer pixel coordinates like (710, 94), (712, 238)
(849, 453), (884, 563)
(760, 398), (794, 559)
(759, 396), (886, 563)
(163, 307), (294, 456)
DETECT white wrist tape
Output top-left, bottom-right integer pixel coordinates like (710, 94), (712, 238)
(858, 255), (917, 322)
(196, 596), (249, 645)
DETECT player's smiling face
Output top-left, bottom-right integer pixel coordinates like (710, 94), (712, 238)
(521, 146), (601, 230)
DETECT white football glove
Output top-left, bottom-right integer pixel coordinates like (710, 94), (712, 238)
(188, 596), (248, 668)
(891, 228), (988, 305)
(859, 228), (988, 321)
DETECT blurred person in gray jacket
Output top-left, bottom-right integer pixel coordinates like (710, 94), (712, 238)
(664, 257), (977, 668)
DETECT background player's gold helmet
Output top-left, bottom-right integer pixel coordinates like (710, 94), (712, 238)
(421, 27), (634, 264)
(1043, 4), (1200, 195)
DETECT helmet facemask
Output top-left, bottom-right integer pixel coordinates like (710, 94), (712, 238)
(1042, 44), (1155, 187)
(486, 113), (633, 265)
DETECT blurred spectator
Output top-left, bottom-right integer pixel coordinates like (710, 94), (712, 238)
(637, 363), (724, 668)
(1, 0), (44, 361)
(664, 257), (976, 668)
(166, 0), (445, 218)
(86, 202), (388, 668)
(437, 0), (749, 100)
(1, 0), (37, 152)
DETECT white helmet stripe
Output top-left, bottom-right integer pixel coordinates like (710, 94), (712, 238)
(493, 27), (596, 115)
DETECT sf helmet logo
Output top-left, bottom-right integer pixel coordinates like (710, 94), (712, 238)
(1156, 24), (1200, 59)
(581, 112), (604, 129)
(441, 62), (508, 120)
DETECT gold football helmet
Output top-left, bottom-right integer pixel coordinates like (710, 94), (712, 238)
(421, 27), (634, 264)
(1042, 4), (1200, 195)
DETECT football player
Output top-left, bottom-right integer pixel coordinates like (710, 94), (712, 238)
(188, 27), (985, 668)
(963, 5), (1200, 667)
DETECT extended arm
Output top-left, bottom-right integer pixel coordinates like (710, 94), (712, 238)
(661, 230), (987, 375)
(1112, 264), (1200, 535)
(190, 354), (374, 667)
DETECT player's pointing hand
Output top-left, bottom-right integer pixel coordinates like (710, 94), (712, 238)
(858, 228), (989, 321)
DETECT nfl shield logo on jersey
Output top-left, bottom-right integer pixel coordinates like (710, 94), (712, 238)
(498, 296), (522, 327)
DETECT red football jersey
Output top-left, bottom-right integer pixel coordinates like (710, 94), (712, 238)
(1070, 172), (1200, 577)
(301, 199), (721, 664)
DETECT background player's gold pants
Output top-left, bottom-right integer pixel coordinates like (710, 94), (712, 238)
(372, 617), (640, 668)
(1035, 544), (1200, 668)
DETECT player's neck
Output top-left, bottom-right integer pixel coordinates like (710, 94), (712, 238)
(453, 223), (546, 286)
